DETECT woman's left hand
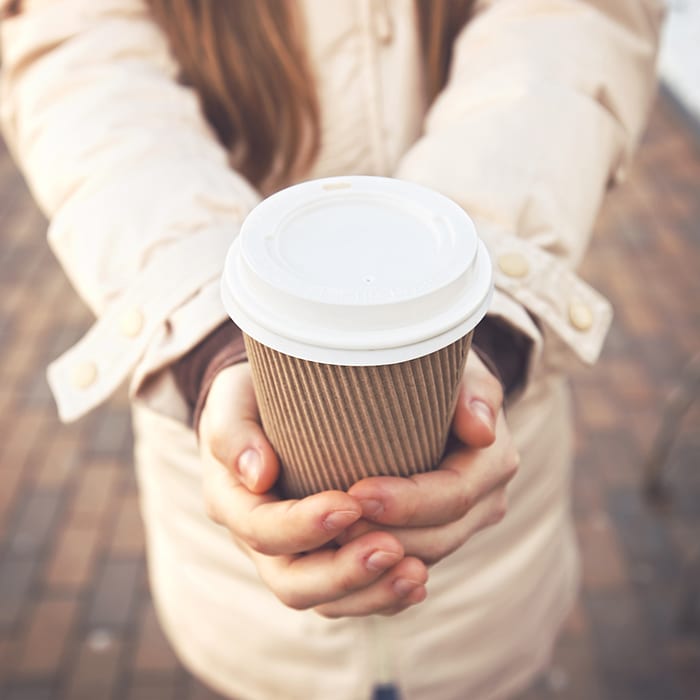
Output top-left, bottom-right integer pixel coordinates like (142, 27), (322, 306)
(337, 351), (520, 566)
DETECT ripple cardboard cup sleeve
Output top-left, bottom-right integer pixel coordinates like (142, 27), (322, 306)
(221, 176), (494, 499)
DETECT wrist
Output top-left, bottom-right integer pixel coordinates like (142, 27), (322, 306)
(472, 316), (532, 400)
(172, 321), (248, 434)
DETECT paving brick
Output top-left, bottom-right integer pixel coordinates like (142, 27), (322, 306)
(571, 470), (604, 517)
(602, 673), (685, 700)
(3, 683), (54, 700)
(591, 431), (641, 489)
(31, 433), (81, 489)
(18, 374), (53, 410)
(668, 521), (700, 565)
(0, 556), (39, 629)
(0, 389), (17, 423)
(572, 385), (618, 431)
(66, 460), (122, 528)
(43, 326), (86, 363)
(0, 634), (20, 682)
(64, 631), (123, 700)
(559, 600), (588, 639)
(43, 523), (101, 590)
(668, 639), (700, 700)
(86, 409), (133, 459)
(7, 489), (63, 557)
(0, 410), (49, 477)
(132, 600), (180, 673)
(0, 465), (25, 540)
(627, 407), (663, 454)
(607, 489), (679, 570)
(109, 491), (145, 556)
(547, 637), (604, 700)
(14, 596), (78, 676)
(188, 678), (230, 700)
(88, 558), (141, 630)
(0, 345), (46, 398)
(584, 591), (668, 694)
(0, 277), (23, 309)
(57, 295), (92, 326)
(138, 562), (152, 593)
(577, 512), (629, 591)
(0, 636), (8, 672)
(125, 675), (180, 700)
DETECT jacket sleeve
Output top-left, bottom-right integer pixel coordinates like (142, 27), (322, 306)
(0, 0), (260, 422)
(395, 0), (664, 379)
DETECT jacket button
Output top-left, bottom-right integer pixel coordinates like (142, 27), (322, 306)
(120, 308), (144, 338)
(72, 361), (97, 390)
(568, 301), (594, 331)
(497, 253), (530, 278)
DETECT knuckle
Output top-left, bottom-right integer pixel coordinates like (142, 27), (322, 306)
(208, 425), (231, 465)
(490, 493), (509, 524)
(428, 539), (460, 565)
(246, 533), (273, 556)
(204, 498), (222, 525)
(315, 606), (342, 620)
(201, 480), (223, 526)
(396, 502), (418, 529)
(416, 539), (448, 567)
(275, 586), (308, 611)
(285, 528), (317, 554)
(459, 484), (476, 514)
(335, 568), (359, 595)
(505, 450), (520, 480)
(378, 606), (406, 617)
(233, 514), (267, 554)
(420, 549), (442, 567)
(401, 490), (421, 527)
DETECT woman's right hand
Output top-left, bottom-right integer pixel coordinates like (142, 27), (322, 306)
(198, 362), (428, 618)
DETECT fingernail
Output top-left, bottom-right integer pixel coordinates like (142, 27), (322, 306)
(366, 550), (400, 572)
(237, 449), (262, 489)
(470, 399), (494, 431)
(393, 578), (420, 597)
(359, 499), (384, 518)
(323, 510), (359, 532)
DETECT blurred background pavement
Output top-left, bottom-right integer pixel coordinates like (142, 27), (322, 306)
(0, 16), (699, 699)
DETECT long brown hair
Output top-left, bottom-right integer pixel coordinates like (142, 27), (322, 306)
(4, 0), (476, 190)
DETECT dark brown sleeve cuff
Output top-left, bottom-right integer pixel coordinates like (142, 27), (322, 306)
(472, 316), (532, 399)
(172, 321), (248, 434)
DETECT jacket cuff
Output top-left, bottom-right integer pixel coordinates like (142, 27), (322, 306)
(475, 220), (613, 367)
(172, 321), (247, 435)
(472, 316), (532, 399)
(46, 225), (239, 422)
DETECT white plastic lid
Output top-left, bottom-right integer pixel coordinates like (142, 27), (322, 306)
(221, 176), (493, 365)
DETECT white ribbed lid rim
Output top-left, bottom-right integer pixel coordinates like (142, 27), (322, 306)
(221, 176), (494, 365)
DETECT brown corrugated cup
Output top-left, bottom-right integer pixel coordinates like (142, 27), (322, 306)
(244, 331), (473, 498)
(222, 177), (493, 499)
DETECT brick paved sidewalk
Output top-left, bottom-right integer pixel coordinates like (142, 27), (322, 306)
(0, 97), (698, 700)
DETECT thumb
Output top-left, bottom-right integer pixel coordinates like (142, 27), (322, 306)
(229, 421), (280, 494)
(202, 364), (280, 494)
(451, 353), (504, 448)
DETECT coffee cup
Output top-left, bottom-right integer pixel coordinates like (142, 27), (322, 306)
(221, 176), (493, 499)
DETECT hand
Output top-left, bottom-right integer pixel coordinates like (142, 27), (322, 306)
(198, 362), (429, 618)
(337, 351), (520, 566)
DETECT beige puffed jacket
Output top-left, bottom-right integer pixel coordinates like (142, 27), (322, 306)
(1, 1), (662, 698)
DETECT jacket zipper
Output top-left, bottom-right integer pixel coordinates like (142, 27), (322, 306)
(370, 615), (392, 685)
